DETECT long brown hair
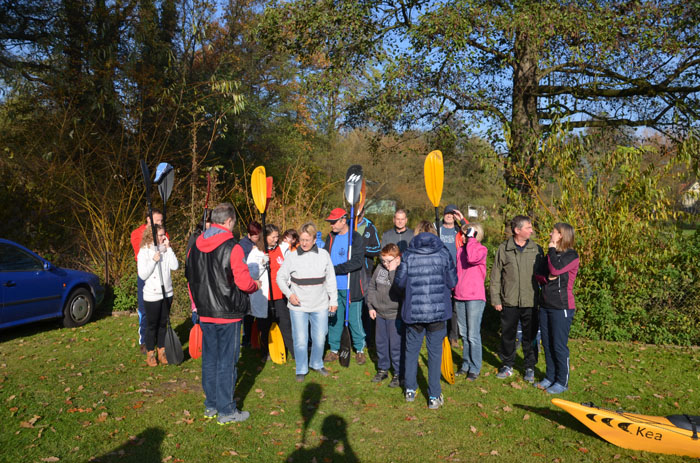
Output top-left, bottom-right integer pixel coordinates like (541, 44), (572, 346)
(554, 222), (575, 251)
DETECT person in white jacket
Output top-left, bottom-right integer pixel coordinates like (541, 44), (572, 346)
(137, 223), (179, 366)
(276, 222), (337, 382)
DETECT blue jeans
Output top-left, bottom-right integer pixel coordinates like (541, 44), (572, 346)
(290, 309), (328, 375)
(137, 276), (147, 345)
(375, 316), (403, 375)
(404, 321), (446, 398)
(455, 299), (485, 374)
(200, 321), (242, 415)
(539, 307), (574, 387)
(328, 290), (365, 352)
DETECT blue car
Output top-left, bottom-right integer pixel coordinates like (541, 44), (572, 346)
(0, 239), (105, 330)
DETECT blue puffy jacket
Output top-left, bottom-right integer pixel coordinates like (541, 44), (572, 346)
(395, 232), (457, 324)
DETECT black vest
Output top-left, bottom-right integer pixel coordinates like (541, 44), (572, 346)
(185, 238), (250, 319)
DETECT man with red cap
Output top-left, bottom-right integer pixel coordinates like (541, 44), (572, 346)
(323, 208), (368, 365)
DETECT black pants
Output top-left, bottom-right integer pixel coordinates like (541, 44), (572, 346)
(273, 298), (294, 359)
(144, 297), (172, 351)
(499, 306), (538, 370)
(447, 298), (459, 341)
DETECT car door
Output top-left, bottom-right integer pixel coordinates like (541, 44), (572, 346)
(0, 243), (64, 327)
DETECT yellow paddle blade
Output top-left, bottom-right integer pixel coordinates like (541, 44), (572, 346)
(424, 150), (444, 208)
(268, 322), (286, 364)
(251, 166), (267, 214)
(441, 336), (455, 385)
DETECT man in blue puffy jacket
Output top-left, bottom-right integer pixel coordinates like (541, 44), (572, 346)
(395, 221), (458, 409)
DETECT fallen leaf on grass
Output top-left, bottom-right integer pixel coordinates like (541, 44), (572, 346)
(405, 415), (417, 421)
(41, 458), (59, 462)
(478, 387), (488, 394)
(96, 412), (108, 422)
(653, 393), (665, 399)
(578, 447), (589, 454)
(532, 453), (545, 457)
(523, 414), (530, 421)
(510, 382), (522, 390)
(490, 450), (499, 456)
(502, 406), (512, 412)
(20, 415), (41, 428)
(469, 426), (477, 434)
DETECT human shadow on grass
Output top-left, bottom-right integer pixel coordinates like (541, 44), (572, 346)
(301, 383), (323, 444)
(235, 343), (268, 409)
(92, 427), (166, 463)
(513, 403), (600, 440)
(287, 415), (359, 463)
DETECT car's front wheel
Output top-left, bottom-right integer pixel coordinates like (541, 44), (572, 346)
(62, 288), (94, 328)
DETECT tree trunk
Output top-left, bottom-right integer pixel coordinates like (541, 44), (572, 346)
(508, 28), (541, 195)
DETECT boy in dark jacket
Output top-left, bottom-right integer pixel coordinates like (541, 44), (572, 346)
(367, 243), (403, 387)
(395, 221), (458, 409)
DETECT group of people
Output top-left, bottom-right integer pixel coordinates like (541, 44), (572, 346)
(130, 202), (579, 424)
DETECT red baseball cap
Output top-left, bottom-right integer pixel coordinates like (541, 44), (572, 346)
(325, 208), (348, 222)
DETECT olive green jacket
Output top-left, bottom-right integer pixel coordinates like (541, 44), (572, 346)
(489, 237), (546, 308)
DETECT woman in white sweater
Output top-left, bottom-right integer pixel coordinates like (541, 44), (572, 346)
(276, 222), (337, 382)
(137, 224), (179, 366)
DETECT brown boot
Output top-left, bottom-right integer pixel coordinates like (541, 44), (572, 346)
(355, 352), (366, 365)
(157, 347), (168, 365)
(324, 351), (339, 362)
(146, 350), (157, 367)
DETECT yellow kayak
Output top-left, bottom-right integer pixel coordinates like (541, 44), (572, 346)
(552, 398), (700, 458)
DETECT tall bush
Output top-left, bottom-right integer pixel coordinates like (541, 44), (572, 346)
(503, 127), (700, 345)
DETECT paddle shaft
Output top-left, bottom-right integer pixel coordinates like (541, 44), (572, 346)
(435, 207), (440, 237)
(345, 208), (353, 326)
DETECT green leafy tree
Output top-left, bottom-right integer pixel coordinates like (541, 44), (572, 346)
(261, 0), (700, 193)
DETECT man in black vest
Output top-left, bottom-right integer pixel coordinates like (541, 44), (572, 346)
(186, 203), (261, 424)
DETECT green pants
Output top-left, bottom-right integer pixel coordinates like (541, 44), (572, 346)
(328, 290), (366, 352)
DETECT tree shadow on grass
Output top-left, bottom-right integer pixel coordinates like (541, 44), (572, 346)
(92, 427), (166, 463)
(513, 403), (601, 440)
(287, 415), (359, 463)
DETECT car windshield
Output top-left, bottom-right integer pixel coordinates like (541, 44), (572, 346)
(0, 243), (43, 272)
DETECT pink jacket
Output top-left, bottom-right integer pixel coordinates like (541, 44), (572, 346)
(454, 238), (487, 301)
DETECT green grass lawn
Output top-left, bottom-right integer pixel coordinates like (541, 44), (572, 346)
(1, 312), (699, 463)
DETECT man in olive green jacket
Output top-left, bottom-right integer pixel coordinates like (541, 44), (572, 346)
(489, 215), (546, 383)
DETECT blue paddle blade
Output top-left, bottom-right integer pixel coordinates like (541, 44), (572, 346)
(153, 162), (175, 205)
(154, 163), (173, 185)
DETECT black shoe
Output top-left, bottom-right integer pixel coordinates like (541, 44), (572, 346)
(296, 374), (306, 382)
(371, 370), (389, 383)
(311, 367), (330, 377)
(455, 368), (469, 376)
(388, 375), (401, 388)
(466, 372), (479, 381)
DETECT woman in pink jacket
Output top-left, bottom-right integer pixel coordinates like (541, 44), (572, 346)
(453, 222), (487, 381)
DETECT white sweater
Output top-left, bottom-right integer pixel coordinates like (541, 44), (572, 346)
(137, 246), (179, 302)
(276, 246), (337, 312)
